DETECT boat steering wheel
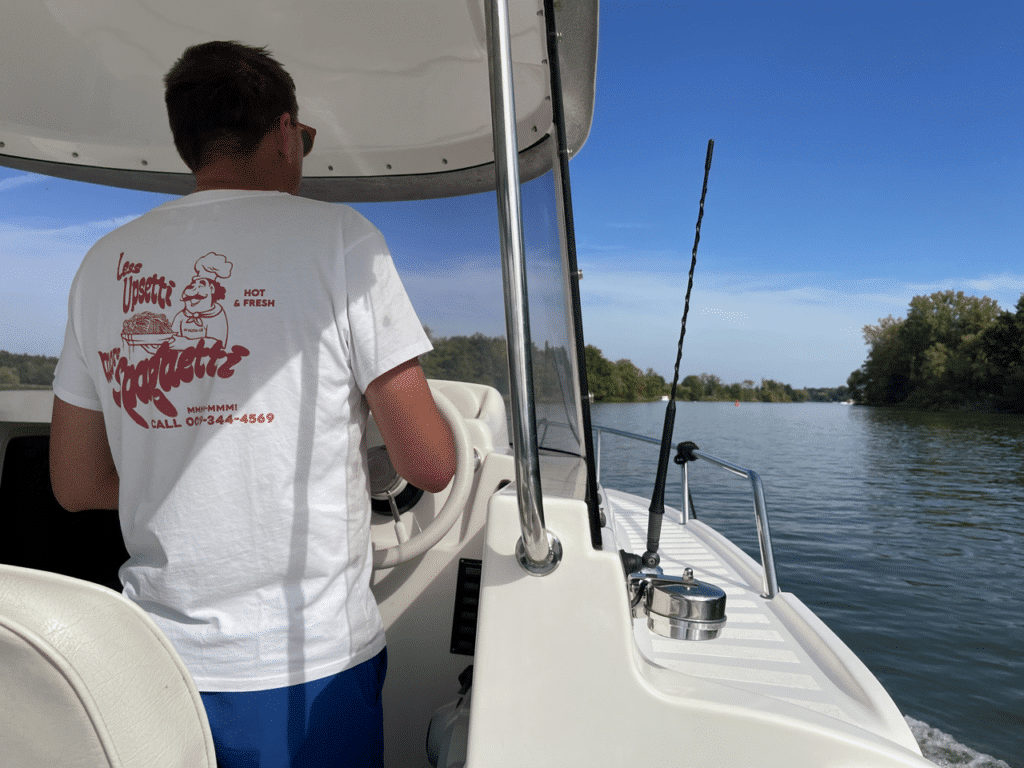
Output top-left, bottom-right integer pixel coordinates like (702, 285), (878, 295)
(372, 387), (475, 569)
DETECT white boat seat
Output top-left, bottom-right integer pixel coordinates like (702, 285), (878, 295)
(428, 379), (509, 448)
(0, 564), (216, 768)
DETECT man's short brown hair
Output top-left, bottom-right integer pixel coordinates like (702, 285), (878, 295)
(164, 41), (299, 173)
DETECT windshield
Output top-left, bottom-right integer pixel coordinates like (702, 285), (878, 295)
(1, 167), (588, 465)
(355, 169), (586, 461)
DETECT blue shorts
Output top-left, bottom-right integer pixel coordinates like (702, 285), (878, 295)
(199, 648), (387, 768)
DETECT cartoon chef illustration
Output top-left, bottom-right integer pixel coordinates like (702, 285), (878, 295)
(171, 252), (232, 348)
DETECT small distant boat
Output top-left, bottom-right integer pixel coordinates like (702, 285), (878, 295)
(660, 395), (670, 401)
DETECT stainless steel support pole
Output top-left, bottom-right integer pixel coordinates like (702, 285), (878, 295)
(681, 460), (690, 525)
(747, 469), (779, 598)
(486, 0), (558, 574)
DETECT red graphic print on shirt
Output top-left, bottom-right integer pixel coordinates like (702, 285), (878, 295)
(105, 252), (250, 429)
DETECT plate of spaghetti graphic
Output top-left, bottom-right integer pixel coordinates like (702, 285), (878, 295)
(121, 312), (174, 350)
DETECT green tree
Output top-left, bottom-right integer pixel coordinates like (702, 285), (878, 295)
(740, 379), (758, 402)
(849, 290), (1005, 409)
(698, 373), (725, 400)
(642, 368), (668, 400)
(976, 295), (1024, 412)
(809, 385), (848, 403)
(0, 367), (20, 387)
(679, 375), (703, 401)
(846, 368), (867, 403)
(857, 314), (911, 404)
(758, 378), (785, 402)
(584, 344), (616, 400)
(613, 359), (643, 401)
(900, 290), (1000, 407)
(0, 351), (58, 387)
(421, 333), (509, 393)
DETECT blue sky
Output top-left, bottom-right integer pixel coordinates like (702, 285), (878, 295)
(1, 0), (1021, 388)
(569, 0), (1022, 387)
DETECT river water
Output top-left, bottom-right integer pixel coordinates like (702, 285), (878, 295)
(591, 401), (1022, 767)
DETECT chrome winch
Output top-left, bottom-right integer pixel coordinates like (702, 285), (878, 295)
(629, 568), (727, 641)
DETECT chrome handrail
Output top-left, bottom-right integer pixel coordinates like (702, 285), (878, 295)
(486, 0), (558, 575)
(683, 448), (780, 599)
(593, 425), (780, 599)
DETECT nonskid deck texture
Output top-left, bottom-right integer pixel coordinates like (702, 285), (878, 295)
(607, 487), (901, 739)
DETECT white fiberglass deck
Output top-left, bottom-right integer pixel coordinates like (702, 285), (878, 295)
(606, 487), (921, 753)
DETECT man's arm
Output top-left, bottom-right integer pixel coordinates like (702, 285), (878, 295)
(50, 396), (119, 511)
(364, 358), (456, 494)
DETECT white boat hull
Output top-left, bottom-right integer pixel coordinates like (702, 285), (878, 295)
(458, 480), (931, 767)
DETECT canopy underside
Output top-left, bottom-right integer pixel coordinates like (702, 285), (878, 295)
(0, 0), (596, 201)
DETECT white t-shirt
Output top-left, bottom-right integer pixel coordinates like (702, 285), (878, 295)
(54, 190), (431, 691)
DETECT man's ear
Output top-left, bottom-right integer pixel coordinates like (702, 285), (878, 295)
(277, 112), (296, 159)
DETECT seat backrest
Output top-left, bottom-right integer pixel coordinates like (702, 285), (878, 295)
(0, 564), (216, 768)
(428, 379), (509, 448)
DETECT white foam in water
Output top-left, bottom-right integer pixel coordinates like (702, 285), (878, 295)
(906, 717), (1014, 768)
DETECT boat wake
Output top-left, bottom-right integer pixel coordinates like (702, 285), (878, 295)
(908, 718), (1013, 768)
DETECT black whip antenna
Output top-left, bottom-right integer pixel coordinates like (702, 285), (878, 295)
(641, 139), (714, 569)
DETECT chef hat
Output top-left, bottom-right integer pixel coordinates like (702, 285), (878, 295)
(195, 252), (233, 281)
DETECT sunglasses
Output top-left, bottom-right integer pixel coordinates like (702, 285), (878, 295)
(294, 120), (316, 156)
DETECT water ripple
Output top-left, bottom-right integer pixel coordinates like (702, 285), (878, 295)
(592, 401), (1024, 767)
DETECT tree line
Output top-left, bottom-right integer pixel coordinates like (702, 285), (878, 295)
(847, 290), (1024, 412)
(419, 332), (847, 403)
(583, 344), (847, 403)
(1, 335), (855, 405)
(663, 371), (847, 404)
(584, 345), (841, 402)
(0, 351), (57, 389)
(418, 331), (573, 403)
